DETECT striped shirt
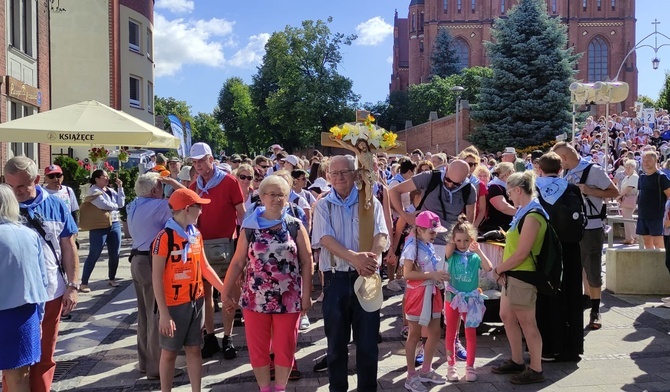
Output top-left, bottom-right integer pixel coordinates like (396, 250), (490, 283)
(311, 189), (389, 272)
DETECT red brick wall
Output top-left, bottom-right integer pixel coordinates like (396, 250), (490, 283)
(37, 0), (51, 168)
(0, 0), (7, 172)
(109, 0), (120, 109)
(396, 108), (473, 156)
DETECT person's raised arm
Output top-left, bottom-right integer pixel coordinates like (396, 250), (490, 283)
(389, 179), (418, 225)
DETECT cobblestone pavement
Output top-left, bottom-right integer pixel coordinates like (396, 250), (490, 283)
(5, 232), (670, 391)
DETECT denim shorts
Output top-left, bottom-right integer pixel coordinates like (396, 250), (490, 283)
(636, 216), (664, 236)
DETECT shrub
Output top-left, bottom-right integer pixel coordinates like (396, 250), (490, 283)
(53, 156), (90, 203)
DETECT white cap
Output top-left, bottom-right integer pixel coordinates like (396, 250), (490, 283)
(189, 142), (212, 160)
(284, 155), (300, 167)
(308, 177), (331, 192)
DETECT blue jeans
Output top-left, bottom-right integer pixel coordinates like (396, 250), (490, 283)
(322, 271), (380, 392)
(81, 221), (122, 284)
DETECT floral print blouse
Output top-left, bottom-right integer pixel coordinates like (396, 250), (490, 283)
(240, 226), (302, 314)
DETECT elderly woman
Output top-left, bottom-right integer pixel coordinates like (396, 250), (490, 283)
(80, 169), (125, 292)
(618, 159), (639, 244)
(491, 171), (547, 385)
(0, 185), (49, 391)
(221, 176), (312, 392)
(478, 162), (516, 233)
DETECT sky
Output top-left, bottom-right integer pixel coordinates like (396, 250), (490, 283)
(153, 0), (670, 116)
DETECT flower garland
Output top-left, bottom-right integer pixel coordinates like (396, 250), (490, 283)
(118, 148), (129, 163)
(329, 114), (398, 150)
(88, 147), (109, 163)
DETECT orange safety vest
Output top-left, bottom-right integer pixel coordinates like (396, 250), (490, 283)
(152, 228), (205, 306)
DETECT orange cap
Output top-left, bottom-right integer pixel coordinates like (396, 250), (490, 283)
(168, 188), (211, 210)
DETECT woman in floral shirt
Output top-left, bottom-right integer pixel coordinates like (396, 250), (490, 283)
(221, 176), (313, 392)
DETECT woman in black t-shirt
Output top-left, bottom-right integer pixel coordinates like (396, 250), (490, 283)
(479, 162), (516, 233)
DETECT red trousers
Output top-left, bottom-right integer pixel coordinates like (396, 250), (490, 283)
(243, 309), (300, 368)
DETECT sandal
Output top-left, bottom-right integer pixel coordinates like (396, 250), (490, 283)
(587, 312), (602, 330)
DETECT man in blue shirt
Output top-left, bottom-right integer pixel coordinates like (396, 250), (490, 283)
(637, 150), (670, 249)
(126, 172), (184, 379)
(4, 156), (79, 392)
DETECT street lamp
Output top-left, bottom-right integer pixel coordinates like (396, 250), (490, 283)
(451, 86), (465, 155)
(615, 19), (670, 81)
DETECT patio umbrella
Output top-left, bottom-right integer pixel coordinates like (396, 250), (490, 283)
(0, 100), (181, 149)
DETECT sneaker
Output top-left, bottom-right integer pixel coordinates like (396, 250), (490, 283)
(661, 296), (670, 303)
(404, 374), (428, 392)
(491, 359), (526, 374)
(587, 312), (602, 330)
(313, 356), (328, 372)
(315, 292), (324, 302)
(662, 302), (670, 308)
(201, 333), (220, 359)
(455, 339), (467, 361)
(299, 315), (310, 330)
(509, 368), (545, 385)
(387, 279), (403, 292)
(414, 344), (424, 367)
(79, 285), (91, 293)
(221, 335), (237, 360)
(465, 366), (476, 382)
(419, 370), (446, 384)
(289, 360), (301, 380)
(446, 365), (459, 381)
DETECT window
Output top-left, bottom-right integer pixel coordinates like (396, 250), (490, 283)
(129, 76), (141, 108)
(501, 0), (506, 14)
(129, 20), (140, 52)
(471, 0), (476, 13)
(10, 101), (37, 162)
(597, 0), (601, 10)
(9, 0), (34, 56)
(588, 36), (608, 82)
(419, 12), (424, 33)
(443, 0), (448, 13)
(146, 29), (153, 59)
(457, 0), (462, 13)
(454, 38), (470, 71)
(411, 12), (416, 32)
(552, 0), (557, 13)
(612, 0), (615, 10)
(583, 0), (587, 11)
(147, 82), (154, 113)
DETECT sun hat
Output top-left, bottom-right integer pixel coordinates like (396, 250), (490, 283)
(167, 156), (182, 163)
(307, 177), (331, 193)
(169, 188), (211, 211)
(502, 147), (516, 155)
(44, 165), (63, 175)
(415, 211), (448, 233)
(177, 165), (192, 181)
(189, 142), (212, 160)
(354, 273), (383, 312)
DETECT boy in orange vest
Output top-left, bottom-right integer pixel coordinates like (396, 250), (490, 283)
(152, 188), (225, 392)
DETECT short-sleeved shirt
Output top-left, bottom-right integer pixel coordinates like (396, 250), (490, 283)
(482, 183), (513, 232)
(412, 170), (476, 246)
(399, 237), (438, 271)
(45, 186), (79, 213)
(445, 251), (482, 301)
(637, 171), (670, 219)
(190, 175), (244, 240)
(565, 163), (613, 230)
(503, 212), (547, 272)
(152, 229), (205, 307)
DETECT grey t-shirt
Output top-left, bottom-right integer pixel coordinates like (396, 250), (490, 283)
(412, 170), (477, 245)
(565, 163), (613, 230)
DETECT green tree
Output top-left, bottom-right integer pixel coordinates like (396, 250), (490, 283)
(656, 71), (670, 110)
(192, 112), (227, 157)
(637, 95), (657, 110)
(251, 18), (359, 151)
(430, 29), (460, 78)
(154, 96), (194, 130)
(448, 66), (494, 105)
(363, 90), (410, 132)
(215, 77), (263, 155)
(470, 0), (580, 152)
(408, 76), (456, 125)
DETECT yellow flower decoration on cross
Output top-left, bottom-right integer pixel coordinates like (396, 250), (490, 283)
(380, 131), (398, 149)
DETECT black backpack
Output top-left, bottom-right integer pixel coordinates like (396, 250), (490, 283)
(536, 182), (586, 244)
(416, 170), (472, 212)
(578, 164), (607, 221)
(506, 209), (563, 296)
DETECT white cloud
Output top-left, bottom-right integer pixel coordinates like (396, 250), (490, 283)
(228, 33), (270, 68)
(387, 56), (393, 64)
(355, 16), (393, 46)
(154, 14), (235, 77)
(155, 0), (194, 14)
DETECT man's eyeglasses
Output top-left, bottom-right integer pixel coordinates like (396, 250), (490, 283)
(444, 176), (462, 187)
(46, 173), (62, 179)
(238, 174), (253, 181)
(330, 170), (354, 177)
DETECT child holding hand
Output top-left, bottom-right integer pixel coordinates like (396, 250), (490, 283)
(443, 215), (493, 382)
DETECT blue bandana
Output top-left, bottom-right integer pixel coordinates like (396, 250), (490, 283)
(241, 206), (288, 230)
(454, 249), (473, 271)
(389, 173), (405, 185)
(164, 218), (199, 263)
(535, 176), (568, 205)
(196, 165), (226, 195)
(565, 158), (592, 184)
(508, 199), (549, 232)
(325, 187), (358, 216)
(19, 185), (48, 218)
(406, 236), (440, 271)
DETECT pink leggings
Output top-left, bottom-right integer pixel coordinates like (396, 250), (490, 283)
(444, 301), (476, 367)
(243, 310), (300, 368)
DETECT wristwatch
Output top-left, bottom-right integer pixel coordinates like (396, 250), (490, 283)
(67, 282), (80, 290)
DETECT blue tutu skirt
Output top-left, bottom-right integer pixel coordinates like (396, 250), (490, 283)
(0, 303), (42, 370)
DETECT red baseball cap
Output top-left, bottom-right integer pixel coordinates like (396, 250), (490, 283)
(44, 165), (63, 175)
(168, 188), (211, 211)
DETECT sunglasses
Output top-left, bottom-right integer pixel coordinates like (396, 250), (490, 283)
(253, 177), (263, 182)
(259, 165), (270, 169)
(232, 160), (242, 164)
(238, 174), (253, 181)
(444, 176), (462, 187)
(466, 162), (477, 168)
(47, 173), (63, 179)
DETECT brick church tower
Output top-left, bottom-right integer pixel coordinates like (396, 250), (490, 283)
(390, 0), (638, 111)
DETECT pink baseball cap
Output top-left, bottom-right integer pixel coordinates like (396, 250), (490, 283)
(415, 211), (448, 233)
